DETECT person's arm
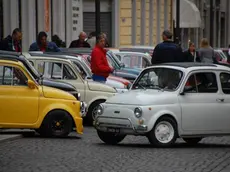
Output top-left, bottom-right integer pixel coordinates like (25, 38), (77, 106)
(29, 42), (37, 51)
(151, 45), (159, 65)
(52, 42), (61, 52)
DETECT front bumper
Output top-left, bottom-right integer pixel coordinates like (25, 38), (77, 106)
(74, 116), (83, 134)
(80, 101), (87, 117)
(94, 116), (148, 135)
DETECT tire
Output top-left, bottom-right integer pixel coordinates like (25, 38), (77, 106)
(147, 117), (178, 147)
(39, 110), (73, 137)
(183, 138), (202, 145)
(97, 130), (126, 145)
(87, 100), (105, 125)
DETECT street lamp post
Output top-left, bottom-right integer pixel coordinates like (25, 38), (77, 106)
(95, 0), (101, 36)
(210, 0), (213, 46)
(175, 0), (181, 45)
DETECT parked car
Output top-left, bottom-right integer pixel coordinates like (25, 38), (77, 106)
(60, 48), (140, 82)
(0, 51), (87, 116)
(114, 51), (151, 69)
(214, 49), (229, 64)
(24, 52), (118, 125)
(119, 46), (155, 56)
(43, 51), (132, 89)
(94, 62), (230, 147)
(0, 56), (83, 137)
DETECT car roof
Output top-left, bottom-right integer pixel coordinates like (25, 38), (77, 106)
(145, 62), (230, 71)
(115, 51), (150, 56)
(119, 46), (154, 49)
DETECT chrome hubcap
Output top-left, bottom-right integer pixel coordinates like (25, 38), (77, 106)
(155, 121), (174, 143)
(92, 106), (99, 120)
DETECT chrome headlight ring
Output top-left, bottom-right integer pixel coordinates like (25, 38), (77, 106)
(134, 107), (142, 118)
(96, 104), (104, 116)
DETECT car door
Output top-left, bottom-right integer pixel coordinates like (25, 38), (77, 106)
(178, 71), (221, 133)
(217, 72), (230, 132)
(35, 60), (86, 101)
(0, 64), (39, 125)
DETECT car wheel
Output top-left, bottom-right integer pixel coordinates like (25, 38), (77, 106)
(148, 117), (177, 147)
(39, 110), (73, 137)
(97, 130), (126, 145)
(87, 100), (105, 125)
(183, 138), (202, 145)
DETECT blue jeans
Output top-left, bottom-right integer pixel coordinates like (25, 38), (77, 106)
(92, 74), (106, 83)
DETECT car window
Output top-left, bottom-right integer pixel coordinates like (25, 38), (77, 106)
(220, 72), (230, 94)
(0, 65), (27, 86)
(132, 68), (183, 91)
(116, 54), (121, 61)
(37, 61), (77, 80)
(184, 72), (218, 93)
(72, 61), (88, 79)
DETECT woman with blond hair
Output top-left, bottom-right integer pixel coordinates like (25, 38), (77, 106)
(197, 38), (216, 63)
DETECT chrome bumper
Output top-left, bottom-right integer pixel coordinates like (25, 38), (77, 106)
(80, 101), (87, 117)
(94, 116), (148, 134)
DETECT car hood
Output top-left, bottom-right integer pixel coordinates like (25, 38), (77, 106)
(106, 78), (126, 89)
(42, 78), (77, 92)
(87, 80), (117, 93)
(105, 89), (177, 105)
(42, 86), (76, 100)
(108, 76), (131, 86)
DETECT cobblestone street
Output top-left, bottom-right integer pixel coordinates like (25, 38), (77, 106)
(1, 127), (230, 172)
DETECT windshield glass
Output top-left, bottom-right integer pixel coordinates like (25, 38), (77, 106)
(132, 67), (183, 91)
(21, 56), (40, 79)
(107, 51), (122, 68)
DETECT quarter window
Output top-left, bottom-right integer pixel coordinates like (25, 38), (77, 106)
(0, 66), (27, 86)
(184, 72), (218, 93)
(220, 73), (230, 94)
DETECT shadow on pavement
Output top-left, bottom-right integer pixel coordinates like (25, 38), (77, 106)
(95, 142), (230, 149)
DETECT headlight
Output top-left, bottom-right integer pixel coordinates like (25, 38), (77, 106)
(96, 104), (104, 116)
(134, 107), (142, 118)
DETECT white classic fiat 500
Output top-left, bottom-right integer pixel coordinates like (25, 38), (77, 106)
(94, 63), (230, 147)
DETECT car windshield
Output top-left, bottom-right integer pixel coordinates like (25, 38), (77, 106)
(107, 51), (122, 68)
(118, 54), (145, 68)
(132, 67), (183, 91)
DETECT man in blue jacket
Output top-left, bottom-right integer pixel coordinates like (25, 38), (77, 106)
(151, 30), (183, 64)
(29, 31), (61, 52)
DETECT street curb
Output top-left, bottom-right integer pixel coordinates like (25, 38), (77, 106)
(0, 134), (22, 144)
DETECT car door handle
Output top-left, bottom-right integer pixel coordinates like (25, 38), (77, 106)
(216, 98), (225, 102)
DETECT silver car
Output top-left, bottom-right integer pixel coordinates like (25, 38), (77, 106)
(94, 62), (230, 147)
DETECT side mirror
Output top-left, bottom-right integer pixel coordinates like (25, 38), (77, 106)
(27, 80), (37, 89)
(120, 63), (125, 68)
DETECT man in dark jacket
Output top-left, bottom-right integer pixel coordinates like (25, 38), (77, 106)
(69, 32), (91, 48)
(90, 33), (114, 82)
(151, 30), (183, 64)
(29, 31), (61, 52)
(0, 28), (22, 52)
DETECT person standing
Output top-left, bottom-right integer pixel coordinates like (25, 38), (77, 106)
(0, 28), (22, 52)
(29, 31), (61, 52)
(90, 33), (114, 83)
(151, 30), (183, 64)
(197, 38), (216, 63)
(183, 42), (200, 62)
(69, 31), (91, 48)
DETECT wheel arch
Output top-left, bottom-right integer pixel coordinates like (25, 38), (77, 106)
(148, 111), (179, 133)
(35, 104), (77, 128)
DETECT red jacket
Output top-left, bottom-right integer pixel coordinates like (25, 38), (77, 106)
(90, 45), (112, 78)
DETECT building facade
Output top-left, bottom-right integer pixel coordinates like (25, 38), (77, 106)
(0, 0), (173, 51)
(174, 0), (230, 49)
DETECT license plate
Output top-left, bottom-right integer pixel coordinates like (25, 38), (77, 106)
(107, 127), (120, 133)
